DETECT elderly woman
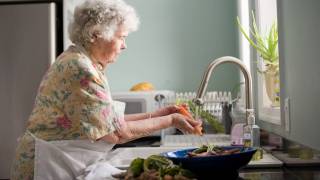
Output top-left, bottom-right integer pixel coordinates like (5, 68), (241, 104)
(10, 0), (200, 179)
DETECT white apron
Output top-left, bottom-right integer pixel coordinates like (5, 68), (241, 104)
(31, 101), (126, 180)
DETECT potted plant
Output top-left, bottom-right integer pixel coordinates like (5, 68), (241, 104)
(237, 13), (280, 107)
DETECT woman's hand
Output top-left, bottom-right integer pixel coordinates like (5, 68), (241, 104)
(176, 104), (203, 135)
(170, 113), (202, 134)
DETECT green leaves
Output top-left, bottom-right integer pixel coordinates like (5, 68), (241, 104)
(129, 158), (144, 177)
(188, 101), (225, 133)
(125, 155), (195, 179)
(237, 12), (279, 64)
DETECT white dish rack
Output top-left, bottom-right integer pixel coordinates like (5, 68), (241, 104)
(162, 91), (233, 121)
(165, 91), (233, 104)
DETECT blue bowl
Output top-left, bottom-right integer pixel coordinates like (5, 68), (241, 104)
(161, 146), (257, 179)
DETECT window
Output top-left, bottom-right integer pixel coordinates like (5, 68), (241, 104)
(238, 0), (281, 125)
(255, 0), (280, 125)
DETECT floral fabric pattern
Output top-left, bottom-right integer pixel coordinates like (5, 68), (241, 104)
(11, 45), (119, 179)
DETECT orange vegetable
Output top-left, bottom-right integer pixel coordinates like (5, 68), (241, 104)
(177, 104), (203, 136)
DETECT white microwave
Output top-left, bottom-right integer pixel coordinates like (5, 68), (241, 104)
(112, 90), (176, 136)
(112, 90), (175, 114)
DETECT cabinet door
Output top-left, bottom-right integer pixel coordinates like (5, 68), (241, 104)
(0, 3), (56, 178)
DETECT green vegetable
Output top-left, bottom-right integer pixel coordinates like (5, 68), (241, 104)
(143, 155), (173, 172)
(164, 165), (195, 179)
(128, 157), (144, 177)
(192, 145), (208, 154)
(187, 101), (225, 133)
(164, 166), (181, 176)
(179, 168), (195, 178)
(125, 155), (195, 179)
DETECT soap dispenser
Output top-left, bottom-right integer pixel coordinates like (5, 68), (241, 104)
(243, 109), (262, 160)
(243, 109), (260, 147)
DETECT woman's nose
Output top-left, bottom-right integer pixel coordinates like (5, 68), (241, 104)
(121, 41), (126, 50)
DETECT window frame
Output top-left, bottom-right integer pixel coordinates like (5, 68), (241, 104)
(237, 0), (282, 126)
(255, 0), (281, 125)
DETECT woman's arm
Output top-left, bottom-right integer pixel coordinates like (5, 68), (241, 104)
(124, 113), (153, 121)
(124, 105), (180, 121)
(101, 113), (200, 144)
(103, 115), (171, 143)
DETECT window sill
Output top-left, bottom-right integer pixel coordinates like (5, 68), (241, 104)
(258, 106), (281, 125)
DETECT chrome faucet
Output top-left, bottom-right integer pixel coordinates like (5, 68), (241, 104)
(193, 56), (253, 121)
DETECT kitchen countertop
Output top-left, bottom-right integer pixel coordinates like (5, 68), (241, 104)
(112, 136), (320, 180)
(239, 167), (320, 180)
(109, 147), (320, 180)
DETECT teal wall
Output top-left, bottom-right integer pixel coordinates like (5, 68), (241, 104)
(107, 0), (240, 92)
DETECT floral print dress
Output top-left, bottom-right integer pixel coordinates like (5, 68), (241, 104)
(11, 45), (122, 180)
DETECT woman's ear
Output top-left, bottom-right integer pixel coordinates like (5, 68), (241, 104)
(90, 32), (100, 43)
(90, 35), (96, 43)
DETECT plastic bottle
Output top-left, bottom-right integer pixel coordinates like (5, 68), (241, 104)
(243, 109), (260, 148)
(243, 116), (253, 147)
(251, 110), (260, 147)
(243, 109), (262, 160)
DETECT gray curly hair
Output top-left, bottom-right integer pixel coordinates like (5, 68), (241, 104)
(68, 0), (139, 48)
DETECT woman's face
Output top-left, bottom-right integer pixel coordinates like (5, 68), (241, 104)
(90, 25), (128, 67)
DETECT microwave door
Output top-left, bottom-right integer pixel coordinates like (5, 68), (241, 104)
(124, 100), (146, 114)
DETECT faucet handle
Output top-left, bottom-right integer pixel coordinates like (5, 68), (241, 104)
(193, 98), (204, 106)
